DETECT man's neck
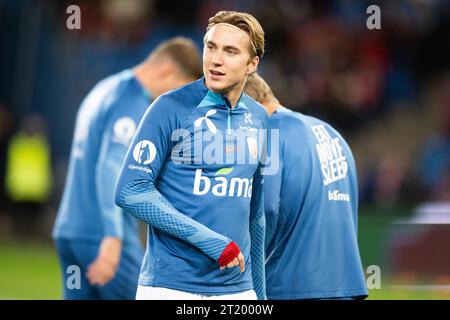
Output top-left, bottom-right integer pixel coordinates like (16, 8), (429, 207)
(222, 81), (246, 108)
(133, 64), (156, 96)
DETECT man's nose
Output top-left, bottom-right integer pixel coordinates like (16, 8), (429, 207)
(211, 51), (224, 65)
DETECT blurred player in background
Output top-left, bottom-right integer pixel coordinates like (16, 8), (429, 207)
(245, 74), (368, 300)
(52, 37), (202, 300)
(115, 11), (268, 300)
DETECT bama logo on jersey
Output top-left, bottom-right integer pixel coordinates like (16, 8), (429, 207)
(193, 168), (253, 198)
(127, 137), (255, 199)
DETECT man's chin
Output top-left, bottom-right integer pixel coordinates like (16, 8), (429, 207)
(205, 80), (228, 93)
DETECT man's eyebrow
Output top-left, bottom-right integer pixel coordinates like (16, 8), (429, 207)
(205, 40), (240, 52)
(205, 40), (217, 46)
(223, 45), (240, 52)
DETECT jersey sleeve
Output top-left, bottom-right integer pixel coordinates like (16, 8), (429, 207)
(249, 163), (266, 300)
(95, 111), (137, 239)
(115, 95), (238, 265)
(264, 116), (284, 253)
(263, 160), (283, 254)
(249, 111), (269, 300)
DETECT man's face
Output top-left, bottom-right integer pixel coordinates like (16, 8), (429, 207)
(203, 25), (258, 95)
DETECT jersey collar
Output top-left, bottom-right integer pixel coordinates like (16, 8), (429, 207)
(123, 69), (152, 101)
(198, 78), (249, 111)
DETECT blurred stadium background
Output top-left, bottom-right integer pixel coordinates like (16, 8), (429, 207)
(0, 0), (449, 299)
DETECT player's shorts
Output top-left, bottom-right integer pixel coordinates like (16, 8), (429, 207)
(136, 285), (257, 300)
(55, 238), (143, 300)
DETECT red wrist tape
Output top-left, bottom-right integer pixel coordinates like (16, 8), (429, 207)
(218, 241), (240, 267)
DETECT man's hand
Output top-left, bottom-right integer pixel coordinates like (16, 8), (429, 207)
(220, 252), (245, 272)
(217, 241), (245, 273)
(86, 237), (122, 286)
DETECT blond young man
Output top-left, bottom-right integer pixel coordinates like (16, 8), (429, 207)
(115, 11), (268, 300)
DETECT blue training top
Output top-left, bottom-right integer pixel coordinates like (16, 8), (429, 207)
(53, 70), (151, 246)
(264, 107), (368, 299)
(115, 78), (268, 298)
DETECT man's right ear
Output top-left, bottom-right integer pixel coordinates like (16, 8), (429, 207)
(246, 56), (259, 75)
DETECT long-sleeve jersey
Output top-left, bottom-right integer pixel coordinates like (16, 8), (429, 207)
(53, 70), (151, 245)
(264, 107), (368, 299)
(115, 78), (268, 297)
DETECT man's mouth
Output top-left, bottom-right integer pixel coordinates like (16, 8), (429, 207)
(210, 70), (225, 78)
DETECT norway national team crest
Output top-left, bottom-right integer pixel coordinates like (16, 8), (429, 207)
(247, 137), (258, 159)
